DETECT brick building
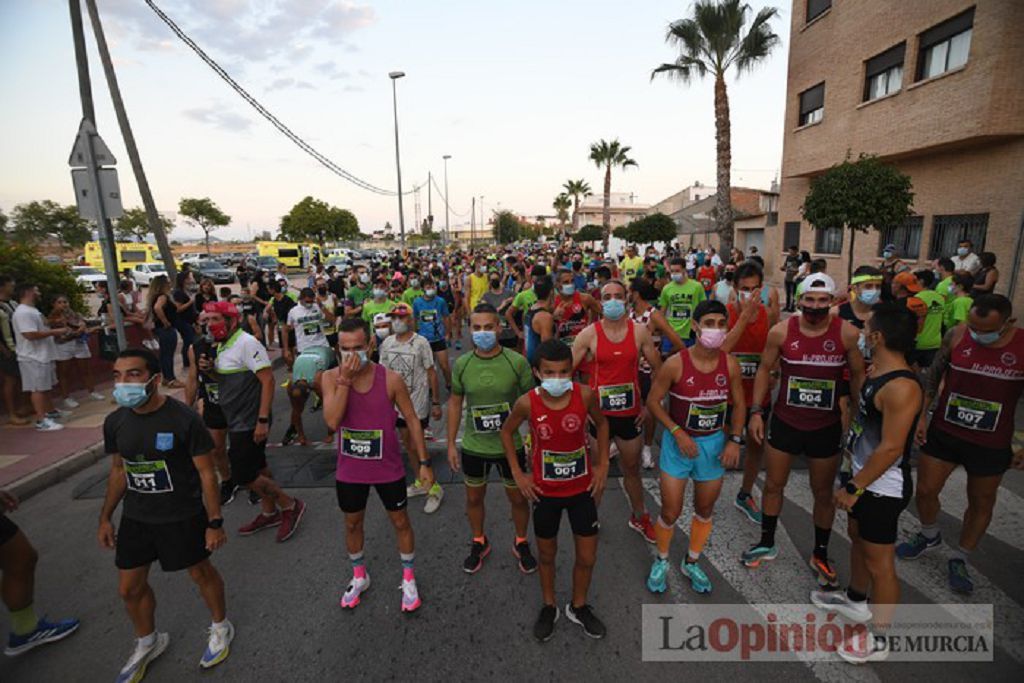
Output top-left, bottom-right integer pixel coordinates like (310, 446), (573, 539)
(766, 0), (1024, 312)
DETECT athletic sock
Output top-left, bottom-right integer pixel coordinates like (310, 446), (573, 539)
(473, 535), (486, 545)
(920, 524), (940, 541)
(349, 551), (366, 578)
(9, 604), (38, 636)
(951, 546), (969, 563)
(759, 515), (779, 548)
(813, 526), (831, 560)
(846, 587), (868, 603)
(688, 515), (713, 561)
(655, 516), (674, 559)
(138, 632), (157, 649)
(515, 536), (528, 546)
(401, 552), (415, 580)
(211, 619), (229, 630)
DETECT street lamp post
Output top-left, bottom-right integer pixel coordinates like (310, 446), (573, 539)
(442, 154), (451, 247)
(480, 195), (485, 242)
(389, 71), (406, 252)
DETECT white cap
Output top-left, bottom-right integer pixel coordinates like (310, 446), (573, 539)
(372, 313), (391, 326)
(797, 273), (836, 296)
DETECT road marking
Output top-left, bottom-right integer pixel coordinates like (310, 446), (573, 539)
(932, 468), (1024, 551)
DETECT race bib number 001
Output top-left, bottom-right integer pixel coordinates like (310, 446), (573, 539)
(733, 353), (761, 379)
(686, 402), (727, 432)
(786, 377), (836, 411)
(341, 429), (383, 460)
(944, 393), (1001, 432)
(541, 447), (588, 482)
(599, 383), (635, 412)
(124, 460), (173, 494)
(471, 402), (511, 433)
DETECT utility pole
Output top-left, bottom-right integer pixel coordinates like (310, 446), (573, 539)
(427, 170), (435, 244)
(443, 155), (451, 247)
(480, 196), (485, 240)
(471, 196), (476, 248)
(84, 0), (176, 279)
(388, 72), (406, 252)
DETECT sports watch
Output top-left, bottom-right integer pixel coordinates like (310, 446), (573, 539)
(729, 434), (745, 446)
(207, 518), (224, 530)
(844, 482), (865, 497)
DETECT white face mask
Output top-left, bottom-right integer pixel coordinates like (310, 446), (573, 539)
(392, 320), (409, 335)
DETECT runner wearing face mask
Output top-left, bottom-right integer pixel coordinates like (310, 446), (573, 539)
(524, 277), (557, 365)
(554, 269), (600, 380)
(645, 300), (745, 594)
(834, 267), (884, 332)
(658, 258), (706, 351)
(345, 267), (373, 319)
(282, 288), (337, 445)
(413, 276), (452, 389)
(572, 280), (662, 543)
(480, 274), (517, 350)
(361, 278), (398, 324)
(744, 275), (865, 588)
(401, 272), (424, 306)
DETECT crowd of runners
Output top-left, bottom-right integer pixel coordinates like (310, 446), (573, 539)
(0, 237), (1021, 678)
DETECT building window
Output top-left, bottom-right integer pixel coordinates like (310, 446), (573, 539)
(783, 222), (801, 250)
(814, 226), (843, 254)
(929, 213), (988, 260)
(806, 0), (831, 23)
(878, 215), (923, 259)
(767, 211), (779, 226)
(917, 7), (974, 81)
(798, 83), (825, 126)
(864, 43), (905, 101)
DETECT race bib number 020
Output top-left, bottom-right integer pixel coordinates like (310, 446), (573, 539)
(944, 393), (1001, 432)
(471, 403), (511, 433)
(786, 377), (836, 410)
(541, 447), (588, 482)
(124, 460), (173, 494)
(599, 383), (635, 412)
(341, 429), (383, 459)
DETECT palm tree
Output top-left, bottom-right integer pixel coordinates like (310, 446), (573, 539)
(562, 179), (592, 229)
(588, 139), (638, 250)
(552, 193), (572, 233)
(652, 0), (780, 255)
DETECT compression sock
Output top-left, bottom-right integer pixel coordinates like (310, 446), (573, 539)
(813, 526), (832, 560)
(9, 605), (38, 636)
(687, 515), (713, 562)
(401, 552), (415, 580)
(350, 551), (366, 579)
(759, 515), (779, 548)
(655, 516), (674, 560)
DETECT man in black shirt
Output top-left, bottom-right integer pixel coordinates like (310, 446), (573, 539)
(269, 280), (297, 368)
(99, 348), (234, 679)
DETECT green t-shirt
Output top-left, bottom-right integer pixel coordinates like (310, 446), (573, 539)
(915, 289), (945, 350)
(402, 288), (424, 306)
(936, 276), (953, 300)
(944, 295), (972, 330)
(658, 279), (706, 338)
(513, 288), (538, 310)
(452, 348), (534, 457)
(348, 285), (372, 308)
(362, 298), (398, 323)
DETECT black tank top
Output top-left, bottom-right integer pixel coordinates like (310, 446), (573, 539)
(847, 369), (918, 498)
(837, 302), (865, 330)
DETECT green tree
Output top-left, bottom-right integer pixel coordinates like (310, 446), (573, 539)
(573, 224), (605, 244)
(280, 196), (359, 245)
(10, 200), (91, 250)
(114, 206), (173, 242)
(494, 211), (522, 244)
(653, 0), (780, 256)
(801, 153), (914, 282)
(552, 193), (572, 228)
(255, 229), (273, 241)
(0, 208), (8, 233)
(562, 179), (592, 228)
(589, 139), (638, 250)
(631, 213), (678, 246)
(0, 241), (85, 314)
(178, 197), (230, 254)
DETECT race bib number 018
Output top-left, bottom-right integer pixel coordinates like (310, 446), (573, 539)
(599, 383), (635, 412)
(471, 402), (511, 433)
(686, 402), (727, 432)
(733, 353), (760, 379)
(124, 460), (173, 494)
(786, 377), (836, 410)
(944, 393), (1001, 432)
(341, 429), (383, 459)
(542, 447), (588, 482)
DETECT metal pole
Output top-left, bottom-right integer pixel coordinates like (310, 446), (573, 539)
(390, 76), (406, 252)
(480, 196), (485, 242)
(443, 155), (451, 247)
(427, 171), (435, 243)
(471, 197), (476, 248)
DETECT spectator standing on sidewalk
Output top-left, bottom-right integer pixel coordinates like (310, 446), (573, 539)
(0, 275), (28, 426)
(11, 284), (67, 432)
(780, 246), (800, 312)
(47, 294), (103, 409)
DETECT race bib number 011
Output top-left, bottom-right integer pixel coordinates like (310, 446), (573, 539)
(471, 402), (511, 433)
(944, 393), (1001, 432)
(542, 447), (588, 482)
(686, 402), (727, 432)
(786, 377), (836, 410)
(733, 353), (760, 379)
(124, 460), (173, 494)
(341, 429), (383, 459)
(599, 383), (635, 412)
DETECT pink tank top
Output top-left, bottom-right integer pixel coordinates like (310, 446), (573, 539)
(335, 364), (405, 484)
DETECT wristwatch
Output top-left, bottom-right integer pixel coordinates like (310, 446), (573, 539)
(257, 416), (270, 425)
(748, 405), (763, 417)
(844, 482), (865, 497)
(419, 460), (432, 467)
(729, 434), (745, 446)
(207, 518), (224, 530)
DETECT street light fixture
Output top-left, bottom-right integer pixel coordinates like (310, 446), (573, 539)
(442, 154), (451, 247)
(389, 71), (406, 252)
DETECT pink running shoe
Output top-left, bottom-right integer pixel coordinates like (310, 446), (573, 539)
(340, 573), (370, 609)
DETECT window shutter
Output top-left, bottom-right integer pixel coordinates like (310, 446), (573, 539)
(865, 43), (906, 77)
(920, 7), (975, 49)
(799, 83), (825, 116)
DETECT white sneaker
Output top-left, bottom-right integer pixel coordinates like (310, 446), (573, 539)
(90, 392), (105, 401)
(46, 409), (71, 420)
(424, 483), (444, 514)
(340, 573), (371, 608)
(199, 621), (234, 669)
(62, 397), (79, 409)
(35, 418), (64, 432)
(406, 479), (429, 498)
(810, 589), (872, 623)
(837, 632), (889, 664)
(116, 632), (169, 683)
(641, 445), (655, 469)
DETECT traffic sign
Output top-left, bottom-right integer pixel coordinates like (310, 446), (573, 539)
(71, 167), (124, 220)
(68, 118), (116, 167)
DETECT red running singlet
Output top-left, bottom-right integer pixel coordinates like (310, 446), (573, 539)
(773, 315), (847, 431)
(529, 386), (592, 497)
(589, 319), (641, 418)
(668, 349), (731, 437)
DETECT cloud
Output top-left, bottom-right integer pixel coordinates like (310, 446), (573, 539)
(266, 77), (315, 92)
(315, 61), (351, 80)
(182, 106), (253, 131)
(342, 84), (365, 93)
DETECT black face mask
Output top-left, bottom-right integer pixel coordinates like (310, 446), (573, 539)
(801, 305), (830, 323)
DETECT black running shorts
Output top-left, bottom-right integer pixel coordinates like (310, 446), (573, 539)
(335, 478), (408, 514)
(115, 513), (210, 572)
(228, 430), (268, 486)
(461, 449), (526, 488)
(589, 415), (641, 441)
(533, 492), (599, 540)
(848, 490), (912, 545)
(923, 424), (1013, 477)
(766, 414), (841, 459)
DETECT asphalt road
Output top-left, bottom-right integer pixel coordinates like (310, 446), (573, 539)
(1, 339), (1022, 682)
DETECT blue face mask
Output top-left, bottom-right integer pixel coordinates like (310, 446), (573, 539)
(541, 377), (572, 397)
(859, 289), (881, 305)
(472, 330), (497, 351)
(970, 328), (1003, 346)
(113, 376), (155, 408)
(602, 299), (626, 320)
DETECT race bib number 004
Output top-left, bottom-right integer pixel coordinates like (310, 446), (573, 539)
(471, 402), (511, 433)
(686, 402), (727, 432)
(541, 447), (588, 482)
(341, 429), (383, 460)
(944, 393), (1001, 432)
(786, 377), (836, 411)
(599, 383), (635, 412)
(124, 460), (174, 494)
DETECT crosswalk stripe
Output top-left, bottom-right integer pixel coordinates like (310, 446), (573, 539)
(783, 471), (1024, 664)
(638, 474), (881, 683)
(928, 468), (1024, 551)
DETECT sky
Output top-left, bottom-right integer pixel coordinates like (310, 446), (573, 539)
(0, 0), (791, 241)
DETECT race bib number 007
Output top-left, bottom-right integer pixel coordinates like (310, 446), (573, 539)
(124, 460), (173, 494)
(686, 402), (727, 432)
(471, 403), (511, 433)
(944, 393), (1001, 432)
(341, 429), (383, 460)
(786, 377), (836, 411)
(541, 447), (588, 482)
(599, 383), (635, 412)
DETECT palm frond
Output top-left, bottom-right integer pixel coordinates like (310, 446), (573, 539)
(734, 6), (781, 75)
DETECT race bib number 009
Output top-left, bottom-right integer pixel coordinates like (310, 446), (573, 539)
(944, 393), (1001, 432)
(124, 460), (174, 494)
(341, 429), (383, 460)
(786, 377), (836, 410)
(542, 447), (588, 482)
(685, 402), (727, 432)
(471, 403), (511, 433)
(599, 383), (635, 412)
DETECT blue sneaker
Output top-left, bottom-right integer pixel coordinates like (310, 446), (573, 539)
(948, 559), (974, 595)
(741, 544), (778, 568)
(682, 560), (712, 594)
(896, 531), (941, 560)
(199, 621), (234, 669)
(646, 557), (669, 593)
(4, 617), (80, 656)
(116, 632), (169, 683)
(734, 493), (762, 524)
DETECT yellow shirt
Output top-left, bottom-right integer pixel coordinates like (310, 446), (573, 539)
(468, 273), (489, 310)
(620, 256), (644, 284)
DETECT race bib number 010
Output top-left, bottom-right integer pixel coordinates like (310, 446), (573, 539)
(786, 377), (836, 410)
(944, 393), (1001, 432)
(599, 383), (635, 412)
(124, 460), (173, 494)
(541, 447), (588, 482)
(341, 429), (384, 460)
(686, 402), (727, 432)
(471, 403), (511, 433)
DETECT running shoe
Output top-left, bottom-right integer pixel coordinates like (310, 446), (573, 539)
(276, 499), (306, 542)
(115, 632), (169, 683)
(682, 560), (712, 594)
(406, 479), (429, 498)
(310, 393), (321, 412)
(281, 425), (298, 447)
(534, 604), (559, 642)
(463, 537), (491, 574)
(238, 510), (282, 535)
(734, 493), (762, 524)
(837, 632), (889, 665)
(219, 480), (238, 506)
(401, 577), (421, 612)
(809, 554), (839, 588)
(34, 418), (64, 432)
(513, 541), (538, 574)
(628, 513), (657, 544)
(424, 483), (444, 514)
(948, 558), (974, 595)
(45, 409), (71, 420)
(565, 603), (606, 639)
(741, 544), (778, 568)
(90, 392), (105, 401)
(646, 557), (669, 594)
(4, 617), (80, 656)
(340, 573), (370, 608)
(810, 589), (871, 623)
(641, 445), (655, 470)
(896, 531), (942, 560)
(62, 397), (79, 409)
(247, 490), (261, 506)
(199, 621), (234, 669)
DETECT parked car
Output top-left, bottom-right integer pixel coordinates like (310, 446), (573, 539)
(192, 260), (235, 284)
(325, 255), (350, 271)
(131, 262), (167, 286)
(253, 255), (280, 272)
(71, 266), (108, 292)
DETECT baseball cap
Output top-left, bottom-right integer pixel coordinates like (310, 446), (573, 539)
(883, 243), (897, 253)
(372, 313), (391, 326)
(798, 273), (836, 296)
(203, 301), (239, 318)
(893, 271), (923, 293)
(390, 303), (413, 317)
